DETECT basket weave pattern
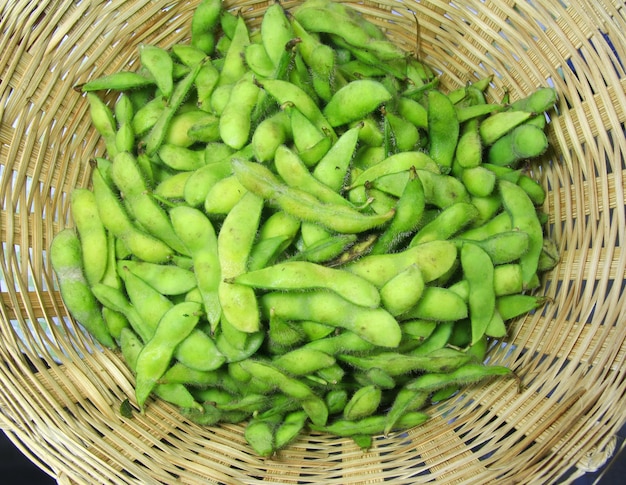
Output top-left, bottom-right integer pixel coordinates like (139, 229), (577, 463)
(1, 1), (625, 483)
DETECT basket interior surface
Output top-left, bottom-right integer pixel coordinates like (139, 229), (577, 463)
(1, 0), (625, 484)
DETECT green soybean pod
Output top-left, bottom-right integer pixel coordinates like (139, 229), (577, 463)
(312, 122), (362, 192)
(371, 168), (425, 255)
(408, 321), (455, 356)
(261, 78), (336, 140)
(92, 166), (174, 264)
(344, 239), (458, 287)
(304, 329), (375, 355)
(204, 175), (248, 216)
(343, 385), (382, 421)
(479, 110), (533, 146)
(274, 410), (308, 451)
(244, 416), (280, 457)
(456, 210), (512, 241)
(85, 92), (118, 157)
(144, 58), (206, 156)
(110, 152), (188, 256)
(454, 118), (482, 169)
(261, 290), (401, 348)
(175, 328), (225, 372)
(290, 234), (358, 264)
(139, 44), (174, 99)
(170, 206), (221, 330)
(496, 294), (548, 321)
(348, 151), (439, 190)
(409, 202), (478, 246)
(121, 260), (197, 295)
(405, 363), (513, 394)
(79, 71), (154, 93)
(50, 229), (115, 348)
(91, 282), (151, 343)
(273, 347), (336, 376)
(191, 0), (221, 54)
(119, 264), (172, 338)
(218, 192), (264, 333)
(274, 145), (352, 208)
(219, 76), (261, 150)
(402, 286), (468, 322)
(217, 14), (250, 86)
(499, 179), (544, 287)
(455, 230), (530, 265)
(380, 264), (425, 316)
(70, 188), (108, 287)
(261, 2), (294, 67)
(427, 90), (459, 173)
(232, 261), (381, 308)
(134, 301), (203, 408)
(339, 348), (472, 377)
(239, 360), (328, 426)
(119, 328), (203, 412)
(517, 174), (547, 206)
(461, 166), (497, 197)
(309, 411), (429, 437)
(461, 242), (496, 344)
(232, 158), (395, 234)
(384, 387), (430, 435)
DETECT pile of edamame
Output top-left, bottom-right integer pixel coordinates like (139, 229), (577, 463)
(50, 0), (560, 456)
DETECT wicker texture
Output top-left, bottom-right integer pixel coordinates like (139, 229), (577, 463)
(0, 0), (625, 483)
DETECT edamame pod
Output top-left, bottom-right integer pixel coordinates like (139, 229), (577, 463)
(487, 123), (548, 167)
(232, 158), (395, 234)
(144, 59), (206, 156)
(261, 290), (401, 348)
(85, 92), (118, 157)
(120, 260), (197, 295)
(461, 242), (496, 344)
(170, 206), (221, 329)
(309, 411), (429, 437)
(274, 145), (352, 208)
(409, 202), (478, 246)
(251, 110), (292, 162)
(70, 188), (108, 286)
(312, 122), (362, 192)
(380, 264), (425, 316)
(50, 229), (115, 348)
(402, 286), (468, 322)
(79, 71), (154, 92)
(405, 363), (513, 394)
(92, 168), (173, 263)
(479, 110), (533, 146)
(231, 260), (380, 308)
(204, 175), (247, 216)
(427, 90), (459, 173)
(499, 179), (543, 287)
(261, 78), (336, 139)
(343, 385), (382, 421)
(344, 239), (458, 286)
(219, 76), (261, 150)
(110, 151), (188, 255)
(139, 44), (174, 99)
(135, 301), (203, 407)
(218, 192), (264, 333)
(239, 359), (328, 426)
(348, 152), (439, 189)
(323, 80), (392, 127)
(371, 168), (425, 255)
(273, 347), (336, 376)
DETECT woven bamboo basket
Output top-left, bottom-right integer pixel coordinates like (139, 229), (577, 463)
(1, 0), (625, 483)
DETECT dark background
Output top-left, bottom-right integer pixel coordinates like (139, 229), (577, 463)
(1, 425), (625, 484)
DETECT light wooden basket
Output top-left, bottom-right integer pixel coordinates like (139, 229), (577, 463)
(1, 0), (625, 483)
